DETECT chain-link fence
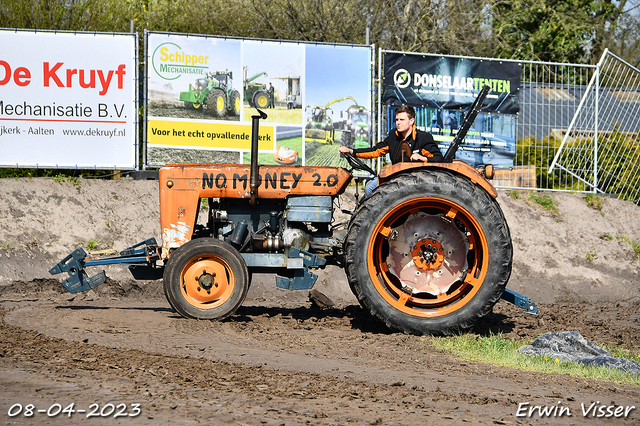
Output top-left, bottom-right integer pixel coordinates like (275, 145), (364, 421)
(502, 61), (596, 191)
(379, 50), (640, 204)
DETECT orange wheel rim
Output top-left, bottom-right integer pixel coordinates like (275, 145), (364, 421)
(180, 255), (234, 309)
(366, 197), (488, 317)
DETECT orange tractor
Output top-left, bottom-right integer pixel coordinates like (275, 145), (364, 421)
(51, 87), (536, 335)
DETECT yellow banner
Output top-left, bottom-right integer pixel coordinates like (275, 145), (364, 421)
(148, 120), (274, 151)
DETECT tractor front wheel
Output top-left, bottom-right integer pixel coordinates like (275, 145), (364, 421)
(206, 89), (227, 117)
(344, 170), (512, 335)
(163, 238), (249, 320)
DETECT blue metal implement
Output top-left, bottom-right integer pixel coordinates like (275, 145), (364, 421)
(275, 247), (327, 290)
(500, 288), (538, 314)
(50, 238), (161, 293)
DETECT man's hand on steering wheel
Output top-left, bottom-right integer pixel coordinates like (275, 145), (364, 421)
(338, 146), (352, 155)
(339, 146), (377, 176)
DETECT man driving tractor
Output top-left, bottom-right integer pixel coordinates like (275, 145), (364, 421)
(339, 104), (444, 194)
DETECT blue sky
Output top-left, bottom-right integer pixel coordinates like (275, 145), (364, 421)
(305, 44), (372, 109)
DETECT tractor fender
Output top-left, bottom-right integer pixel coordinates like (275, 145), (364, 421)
(377, 160), (498, 199)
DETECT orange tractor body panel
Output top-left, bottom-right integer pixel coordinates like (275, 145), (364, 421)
(159, 164), (352, 256)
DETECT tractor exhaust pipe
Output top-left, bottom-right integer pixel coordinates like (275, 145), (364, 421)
(250, 109), (268, 207)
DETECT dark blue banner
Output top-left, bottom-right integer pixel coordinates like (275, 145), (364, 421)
(382, 53), (521, 169)
(383, 53), (521, 114)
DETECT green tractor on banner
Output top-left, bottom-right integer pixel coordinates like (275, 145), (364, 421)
(243, 67), (270, 109)
(305, 105), (335, 144)
(179, 71), (241, 117)
(306, 97), (361, 145)
(338, 105), (371, 150)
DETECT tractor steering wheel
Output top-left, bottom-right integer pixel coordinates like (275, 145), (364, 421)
(342, 151), (377, 176)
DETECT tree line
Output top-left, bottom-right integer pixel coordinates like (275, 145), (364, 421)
(1, 0), (639, 66)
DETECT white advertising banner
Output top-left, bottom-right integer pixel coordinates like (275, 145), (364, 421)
(0, 30), (137, 169)
(146, 32), (372, 168)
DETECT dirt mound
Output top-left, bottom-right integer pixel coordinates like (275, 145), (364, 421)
(1, 176), (640, 425)
(2, 176), (639, 348)
(2, 176), (639, 305)
(499, 190), (640, 304)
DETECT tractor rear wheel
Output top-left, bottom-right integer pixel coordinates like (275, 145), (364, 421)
(206, 89), (227, 117)
(253, 90), (269, 109)
(344, 170), (512, 335)
(230, 90), (241, 116)
(163, 238), (249, 320)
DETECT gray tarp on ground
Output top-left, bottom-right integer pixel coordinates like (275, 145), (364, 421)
(518, 331), (640, 375)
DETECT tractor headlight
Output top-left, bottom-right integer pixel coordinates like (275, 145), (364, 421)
(485, 164), (495, 179)
(476, 164), (495, 180)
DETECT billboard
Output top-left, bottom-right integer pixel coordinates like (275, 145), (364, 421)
(146, 33), (372, 168)
(382, 53), (521, 168)
(0, 30), (137, 169)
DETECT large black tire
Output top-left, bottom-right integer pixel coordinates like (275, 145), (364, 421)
(340, 129), (353, 149)
(252, 90), (269, 109)
(344, 170), (512, 335)
(206, 89), (226, 117)
(163, 238), (249, 320)
(230, 90), (241, 116)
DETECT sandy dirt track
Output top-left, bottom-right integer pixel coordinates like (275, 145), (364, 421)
(0, 177), (639, 425)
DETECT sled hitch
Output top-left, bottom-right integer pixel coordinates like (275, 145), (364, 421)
(49, 238), (162, 293)
(500, 288), (538, 315)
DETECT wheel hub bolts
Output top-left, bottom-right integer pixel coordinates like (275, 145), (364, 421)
(197, 270), (217, 290)
(412, 238), (444, 270)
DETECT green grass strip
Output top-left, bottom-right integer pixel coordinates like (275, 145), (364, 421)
(426, 333), (640, 387)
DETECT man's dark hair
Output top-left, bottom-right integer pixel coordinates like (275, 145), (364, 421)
(395, 105), (415, 120)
